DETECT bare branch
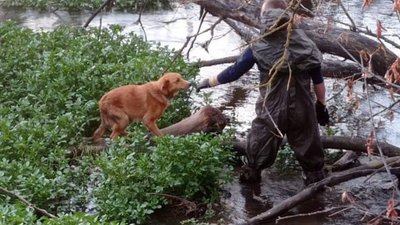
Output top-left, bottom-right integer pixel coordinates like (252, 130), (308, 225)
(0, 187), (57, 219)
(337, 0), (357, 31)
(186, 10), (207, 58)
(83, 0), (115, 28)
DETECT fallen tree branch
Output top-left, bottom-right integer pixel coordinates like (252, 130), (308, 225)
(192, 0), (398, 77)
(197, 56), (360, 79)
(275, 206), (348, 223)
(148, 192), (197, 216)
(242, 157), (400, 225)
(0, 187), (57, 219)
(233, 135), (400, 157)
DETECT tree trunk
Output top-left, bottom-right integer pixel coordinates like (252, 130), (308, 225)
(192, 0), (397, 77)
(198, 57), (360, 79)
(233, 135), (400, 157)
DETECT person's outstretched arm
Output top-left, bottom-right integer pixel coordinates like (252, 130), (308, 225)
(196, 47), (256, 91)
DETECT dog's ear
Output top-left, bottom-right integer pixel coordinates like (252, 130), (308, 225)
(161, 79), (170, 95)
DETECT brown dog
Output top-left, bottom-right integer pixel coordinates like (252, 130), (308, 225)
(92, 72), (191, 142)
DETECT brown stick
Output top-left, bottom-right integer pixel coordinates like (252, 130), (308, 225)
(0, 187), (57, 218)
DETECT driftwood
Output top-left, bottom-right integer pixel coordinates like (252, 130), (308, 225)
(192, 0), (398, 78)
(331, 150), (361, 172)
(242, 156), (400, 225)
(160, 105), (227, 136)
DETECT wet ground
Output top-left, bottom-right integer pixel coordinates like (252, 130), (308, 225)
(1, 2), (400, 224)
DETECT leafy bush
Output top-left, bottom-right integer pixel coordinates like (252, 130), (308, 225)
(94, 130), (235, 224)
(0, 201), (123, 225)
(273, 144), (300, 172)
(0, 0), (172, 11)
(0, 22), (234, 225)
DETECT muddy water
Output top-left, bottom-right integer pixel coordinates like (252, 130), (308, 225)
(1, 2), (400, 224)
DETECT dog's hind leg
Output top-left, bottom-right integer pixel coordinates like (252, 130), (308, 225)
(92, 113), (109, 142)
(109, 110), (130, 140)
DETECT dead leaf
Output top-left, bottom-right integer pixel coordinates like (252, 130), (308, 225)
(394, 0), (400, 12)
(387, 110), (394, 121)
(341, 191), (356, 204)
(366, 131), (375, 156)
(346, 79), (354, 102)
(386, 198), (398, 221)
(376, 20), (386, 39)
(362, 0), (373, 9)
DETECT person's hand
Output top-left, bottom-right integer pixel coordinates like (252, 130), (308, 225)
(195, 79), (210, 92)
(315, 100), (329, 126)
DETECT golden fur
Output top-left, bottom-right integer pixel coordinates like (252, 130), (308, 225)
(92, 72), (191, 141)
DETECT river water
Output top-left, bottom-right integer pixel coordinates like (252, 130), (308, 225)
(1, 2), (399, 224)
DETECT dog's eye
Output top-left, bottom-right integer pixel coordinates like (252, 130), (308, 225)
(175, 78), (180, 83)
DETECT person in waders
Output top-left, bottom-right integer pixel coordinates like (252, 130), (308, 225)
(196, 0), (330, 185)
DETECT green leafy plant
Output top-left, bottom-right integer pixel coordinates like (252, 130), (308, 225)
(0, 21), (226, 224)
(93, 130), (235, 224)
(273, 144), (300, 172)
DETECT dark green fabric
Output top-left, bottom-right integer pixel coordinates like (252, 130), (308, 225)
(245, 8), (324, 172)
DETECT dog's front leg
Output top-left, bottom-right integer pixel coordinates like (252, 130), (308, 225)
(143, 117), (163, 136)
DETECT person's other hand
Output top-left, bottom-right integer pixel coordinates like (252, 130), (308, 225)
(315, 100), (329, 126)
(196, 79), (210, 92)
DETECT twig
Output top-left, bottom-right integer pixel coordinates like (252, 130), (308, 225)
(365, 98), (400, 120)
(162, 14), (222, 74)
(337, 0), (357, 31)
(134, 0), (148, 42)
(0, 187), (57, 218)
(162, 36), (192, 75)
(148, 192), (197, 215)
(83, 0), (114, 28)
(276, 206), (348, 223)
(186, 9), (207, 59)
(335, 39), (400, 90)
(333, 19), (400, 50)
(243, 157), (400, 225)
(187, 17), (223, 39)
(363, 67), (400, 196)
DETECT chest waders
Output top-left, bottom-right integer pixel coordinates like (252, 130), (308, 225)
(243, 8), (325, 183)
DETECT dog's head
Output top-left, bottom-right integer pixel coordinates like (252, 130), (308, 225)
(159, 72), (191, 98)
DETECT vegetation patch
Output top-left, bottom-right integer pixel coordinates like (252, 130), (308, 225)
(0, 22), (234, 224)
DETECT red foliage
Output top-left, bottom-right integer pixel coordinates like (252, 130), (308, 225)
(366, 131), (375, 156)
(386, 198), (398, 221)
